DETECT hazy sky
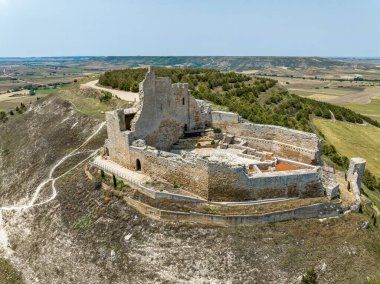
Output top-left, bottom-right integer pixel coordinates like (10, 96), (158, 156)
(0, 0), (379, 57)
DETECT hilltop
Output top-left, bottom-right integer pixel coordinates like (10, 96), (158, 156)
(0, 72), (380, 283)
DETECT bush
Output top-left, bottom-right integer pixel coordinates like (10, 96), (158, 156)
(363, 170), (380, 191)
(116, 180), (125, 190)
(211, 140), (216, 145)
(173, 183), (179, 189)
(213, 127), (222, 134)
(203, 206), (219, 215)
(99, 91), (113, 103)
(130, 81), (139, 92)
(0, 111), (8, 123)
(301, 269), (317, 284)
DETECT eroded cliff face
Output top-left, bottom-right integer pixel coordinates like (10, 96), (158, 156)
(0, 96), (379, 284)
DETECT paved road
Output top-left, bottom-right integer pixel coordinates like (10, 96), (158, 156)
(81, 80), (139, 102)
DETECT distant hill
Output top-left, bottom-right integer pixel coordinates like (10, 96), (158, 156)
(0, 56), (372, 71)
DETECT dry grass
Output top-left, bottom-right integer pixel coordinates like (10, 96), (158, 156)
(0, 257), (24, 284)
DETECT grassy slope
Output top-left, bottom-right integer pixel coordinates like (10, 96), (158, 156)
(340, 97), (380, 122)
(314, 118), (380, 177)
(55, 82), (131, 120)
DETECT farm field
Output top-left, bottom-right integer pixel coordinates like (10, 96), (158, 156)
(0, 90), (51, 112)
(267, 76), (380, 122)
(314, 118), (380, 177)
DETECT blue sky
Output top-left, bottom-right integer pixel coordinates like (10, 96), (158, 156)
(0, 0), (379, 57)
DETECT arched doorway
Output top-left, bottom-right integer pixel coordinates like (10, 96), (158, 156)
(136, 159), (141, 171)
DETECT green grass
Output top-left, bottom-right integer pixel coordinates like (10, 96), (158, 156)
(56, 85), (131, 120)
(35, 89), (59, 95)
(340, 98), (380, 122)
(363, 184), (380, 212)
(314, 118), (380, 177)
(72, 212), (95, 232)
(0, 257), (24, 284)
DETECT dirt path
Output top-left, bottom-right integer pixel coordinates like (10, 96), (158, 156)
(0, 121), (106, 283)
(81, 80), (139, 102)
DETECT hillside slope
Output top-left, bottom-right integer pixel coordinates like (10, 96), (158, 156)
(0, 95), (380, 283)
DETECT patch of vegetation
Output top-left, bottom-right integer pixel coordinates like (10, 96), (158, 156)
(0, 257), (24, 284)
(314, 119), (380, 190)
(203, 206), (220, 215)
(55, 85), (130, 120)
(99, 91), (113, 103)
(300, 268), (317, 284)
(0, 111), (8, 123)
(213, 127), (222, 133)
(116, 180), (128, 191)
(366, 274), (380, 284)
(72, 212), (95, 232)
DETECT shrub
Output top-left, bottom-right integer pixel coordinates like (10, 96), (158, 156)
(116, 180), (125, 190)
(203, 206), (220, 215)
(93, 180), (102, 190)
(0, 111), (8, 123)
(99, 91), (113, 103)
(301, 269), (317, 284)
(130, 81), (139, 92)
(213, 127), (222, 134)
(173, 183), (179, 189)
(211, 140), (216, 145)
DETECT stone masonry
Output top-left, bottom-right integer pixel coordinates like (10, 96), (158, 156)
(102, 67), (329, 202)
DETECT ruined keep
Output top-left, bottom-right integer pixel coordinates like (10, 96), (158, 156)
(103, 67), (327, 202)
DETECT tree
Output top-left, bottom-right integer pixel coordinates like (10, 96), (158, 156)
(130, 81), (139, 92)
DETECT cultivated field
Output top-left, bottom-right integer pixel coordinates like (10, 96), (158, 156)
(268, 76), (380, 122)
(314, 118), (380, 177)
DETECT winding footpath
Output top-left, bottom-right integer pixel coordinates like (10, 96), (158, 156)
(0, 121), (106, 283)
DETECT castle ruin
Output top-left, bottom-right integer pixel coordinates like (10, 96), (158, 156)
(101, 67), (329, 202)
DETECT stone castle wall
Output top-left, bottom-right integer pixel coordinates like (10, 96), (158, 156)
(211, 111), (321, 164)
(130, 67), (207, 150)
(125, 146), (323, 202)
(128, 147), (210, 199)
(207, 162), (323, 201)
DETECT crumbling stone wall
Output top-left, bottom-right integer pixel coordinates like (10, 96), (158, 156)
(105, 109), (134, 168)
(128, 147), (210, 199)
(126, 146), (323, 202)
(347, 157), (366, 202)
(130, 67), (207, 150)
(207, 162), (323, 201)
(211, 111), (321, 164)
